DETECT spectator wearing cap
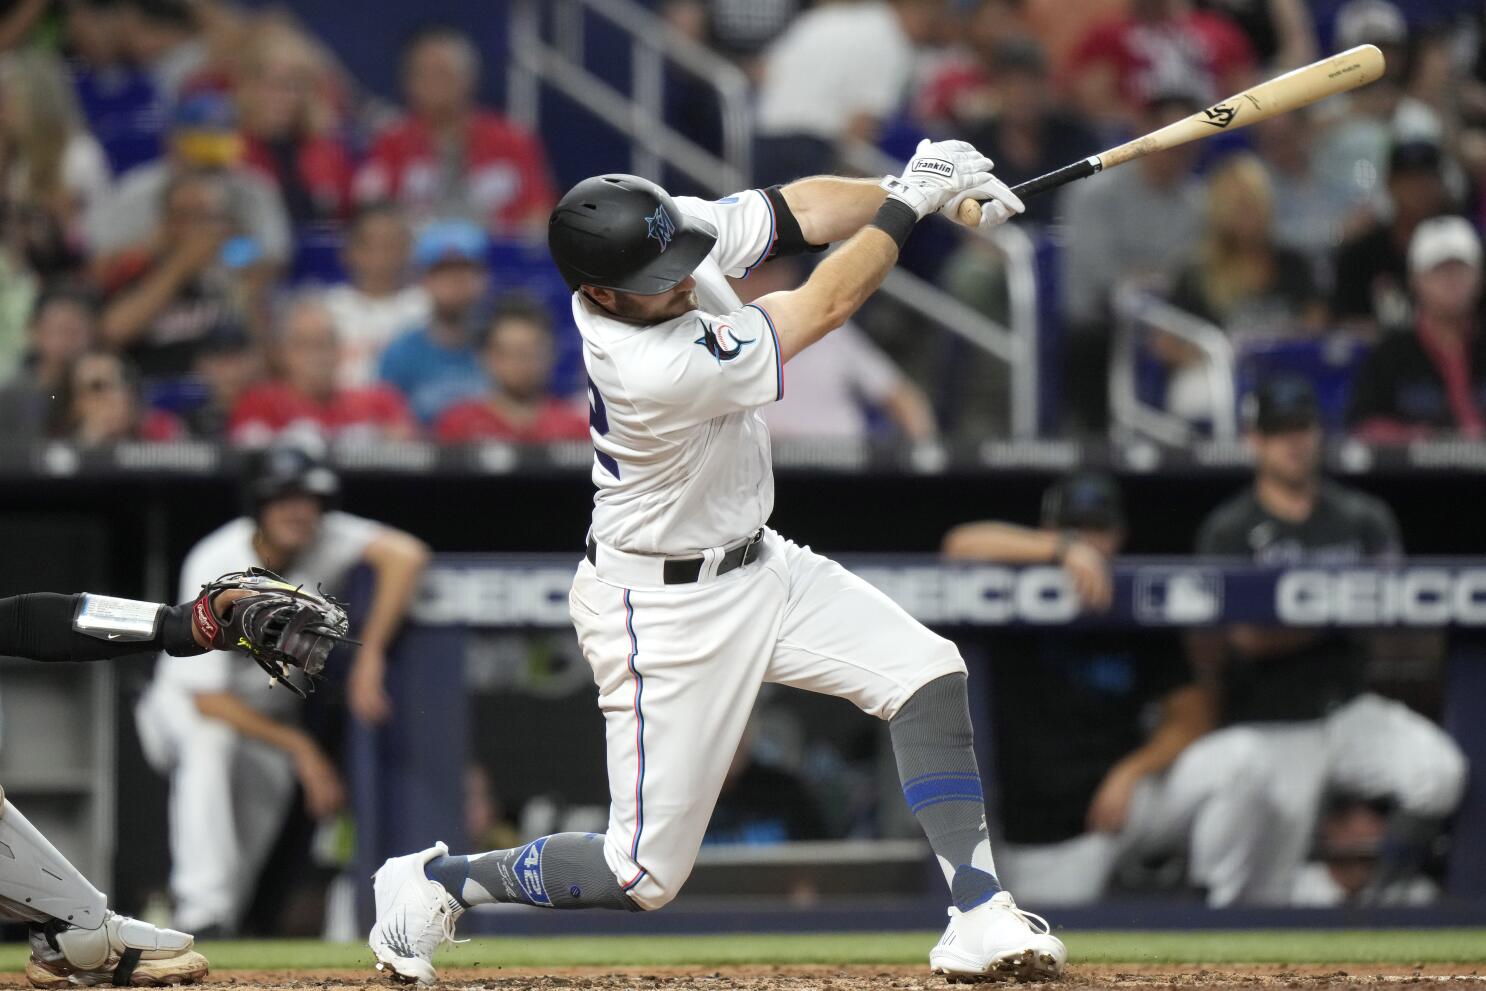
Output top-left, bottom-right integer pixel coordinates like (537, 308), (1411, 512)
(116, 0), (207, 109)
(1330, 140), (1453, 334)
(353, 25), (555, 234)
(1348, 216), (1486, 440)
(86, 90), (292, 267)
(377, 220), (491, 424)
(1059, 90), (1206, 433)
(233, 22), (354, 227)
(434, 296), (588, 443)
(97, 170), (263, 378)
(942, 472), (1210, 904)
(323, 205), (431, 389)
(1065, 0), (1255, 134)
(229, 294), (416, 446)
(752, 0), (948, 185)
(1173, 375), (1465, 906)
(0, 289), (98, 437)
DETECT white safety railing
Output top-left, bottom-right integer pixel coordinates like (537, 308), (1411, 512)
(1110, 286), (1237, 444)
(507, 0), (1043, 437)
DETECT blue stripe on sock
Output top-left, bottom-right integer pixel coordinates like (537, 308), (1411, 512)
(902, 772), (983, 813)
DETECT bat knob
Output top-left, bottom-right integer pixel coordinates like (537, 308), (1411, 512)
(956, 198), (983, 226)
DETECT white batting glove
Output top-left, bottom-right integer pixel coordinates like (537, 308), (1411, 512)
(881, 138), (995, 222)
(945, 172), (1025, 229)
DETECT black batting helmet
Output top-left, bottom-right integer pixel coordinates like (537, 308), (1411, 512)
(242, 440), (341, 519)
(548, 174), (717, 295)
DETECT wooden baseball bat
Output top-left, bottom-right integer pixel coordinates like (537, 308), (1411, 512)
(956, 44), (1386, 225)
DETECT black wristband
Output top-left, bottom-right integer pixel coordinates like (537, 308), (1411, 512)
(870, 198), (917, 249)
(159, 602), (207, 657)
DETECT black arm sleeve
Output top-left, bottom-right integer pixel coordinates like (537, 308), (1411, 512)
(0, 593), (205, 662)
(763, 185), (829, 259)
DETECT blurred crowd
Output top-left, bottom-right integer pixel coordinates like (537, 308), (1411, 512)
(4, 0), (1486, 446)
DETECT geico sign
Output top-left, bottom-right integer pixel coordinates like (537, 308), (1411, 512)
(852, 566), (1078, 625)
(1276, 568), (1486, 626)
(415, 567), (576, 626)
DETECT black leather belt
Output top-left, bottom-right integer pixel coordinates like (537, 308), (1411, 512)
(586, 530), (765, 585)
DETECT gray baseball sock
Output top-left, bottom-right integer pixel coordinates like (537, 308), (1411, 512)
(425, 833), (639, 911)
(890, 673), (1001, 911)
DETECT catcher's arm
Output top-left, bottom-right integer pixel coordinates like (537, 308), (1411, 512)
(0, 588), (248, 663)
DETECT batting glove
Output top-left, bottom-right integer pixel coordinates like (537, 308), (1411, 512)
(881, 138), (995, 222)
(945, 172), (1025, 229)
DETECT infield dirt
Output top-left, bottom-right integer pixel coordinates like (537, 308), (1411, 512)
(4, 963), (1480, 991)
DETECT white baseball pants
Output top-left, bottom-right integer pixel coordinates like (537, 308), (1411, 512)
(135, 684), (298, 931)
(569, 527), (966, 910)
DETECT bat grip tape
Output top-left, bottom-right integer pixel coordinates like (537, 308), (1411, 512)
(1010, 156), (1102, 201)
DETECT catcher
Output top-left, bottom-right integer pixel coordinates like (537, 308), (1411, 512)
(0, 568), (349, 987)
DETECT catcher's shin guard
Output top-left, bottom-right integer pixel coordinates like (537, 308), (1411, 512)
(0, 789), (108, 929)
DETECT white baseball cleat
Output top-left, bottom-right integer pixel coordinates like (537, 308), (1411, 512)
(27, 912), (208, 987)
(929, 890), (1066, 983)
(368, 841), (465, 985)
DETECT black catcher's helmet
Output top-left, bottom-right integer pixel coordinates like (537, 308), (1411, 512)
(243, 439), (341, 519)
(548, 174), (717, 295)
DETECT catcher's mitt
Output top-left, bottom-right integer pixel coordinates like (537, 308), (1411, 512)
(192, 567), (356, 697)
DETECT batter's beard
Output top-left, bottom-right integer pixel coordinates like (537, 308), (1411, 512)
(607, 289), (699, 323)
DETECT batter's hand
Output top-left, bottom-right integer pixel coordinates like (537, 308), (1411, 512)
(881, 139), (994, 221)
(945, 172), (1024, 229)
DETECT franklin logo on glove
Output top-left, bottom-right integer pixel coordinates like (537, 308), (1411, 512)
(911, 158), (954, 178)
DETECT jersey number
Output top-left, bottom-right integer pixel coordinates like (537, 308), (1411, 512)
(588, 379), (621, 478)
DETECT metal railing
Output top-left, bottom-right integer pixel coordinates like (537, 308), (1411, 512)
(1110, 286), (1238, 444)
(839, 141), (1041, 438)
(508, 0), (752, 194)
(507, 0), (1043, 437)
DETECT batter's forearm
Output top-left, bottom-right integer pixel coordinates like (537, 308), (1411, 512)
(779, 177), (888, 245)
(0, 593), (203, 662)
(773, 226), (899, 362)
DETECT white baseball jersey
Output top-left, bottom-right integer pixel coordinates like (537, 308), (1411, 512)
(575, 190), (787, 555)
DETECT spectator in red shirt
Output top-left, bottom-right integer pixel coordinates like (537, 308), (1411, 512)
(1066, 0), (1255, 133)
(229, 294), (417, 445)
(353, 26), (556, 234)
(434, 296), (588, 444)
(49, 349), (184, 445)
(234, 22), (354, 226)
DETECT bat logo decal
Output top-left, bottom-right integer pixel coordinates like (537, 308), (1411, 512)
(1202, 103), (1239, 128)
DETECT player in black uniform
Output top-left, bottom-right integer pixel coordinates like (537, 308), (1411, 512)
(942, 471), (1212, 904)
(1162, 375), (1468, 904)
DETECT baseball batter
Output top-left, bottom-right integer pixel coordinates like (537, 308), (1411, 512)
(369, 142), (1066, 983)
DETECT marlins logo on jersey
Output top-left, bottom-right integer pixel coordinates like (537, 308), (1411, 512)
(695, 320), (754, 363)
